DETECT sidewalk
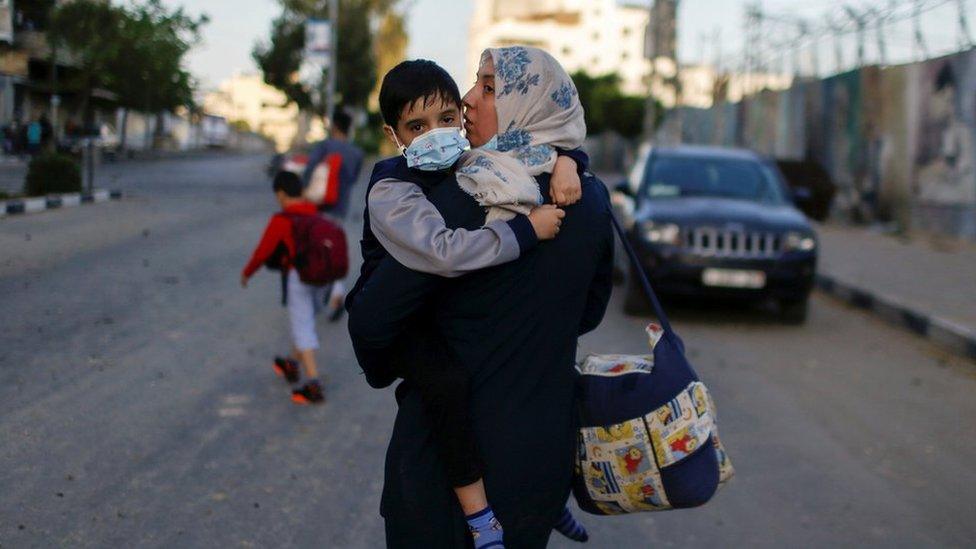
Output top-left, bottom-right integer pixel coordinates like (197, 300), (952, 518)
(815, 223), (976, 360)
(0, 149), (257, 195)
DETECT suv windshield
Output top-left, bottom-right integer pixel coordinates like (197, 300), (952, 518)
(644, 155), (788, 204)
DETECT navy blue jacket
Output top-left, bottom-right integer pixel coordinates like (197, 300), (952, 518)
(346, 148), (590, 318)
(347, 170), (614, 547)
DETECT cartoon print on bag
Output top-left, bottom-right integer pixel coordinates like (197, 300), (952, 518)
(656, 406), (674, 425)
(666, 427), (699, 460)
(594, 423), (635, 443)
(623, 480), (667, 509)
(615, 446), (650, 476)
(692, 383), (708, 417)
(595, 500), (627, 515)
(587, 461), (620, 495)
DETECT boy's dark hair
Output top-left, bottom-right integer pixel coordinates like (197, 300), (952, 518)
(332, 107), (352, 134)
(273, 171), (303, 198)
(379, 59), (461, 128)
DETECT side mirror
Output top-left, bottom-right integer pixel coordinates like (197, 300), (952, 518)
(614, 180), (634, 197)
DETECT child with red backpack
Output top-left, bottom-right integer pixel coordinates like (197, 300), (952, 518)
(241, 171), (348, 404)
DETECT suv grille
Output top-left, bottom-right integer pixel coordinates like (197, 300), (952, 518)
(685, 227), (781, 258)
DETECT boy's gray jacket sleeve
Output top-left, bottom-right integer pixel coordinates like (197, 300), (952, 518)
(368, 178), (524, 278)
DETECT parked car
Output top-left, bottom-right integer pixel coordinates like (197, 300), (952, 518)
(614, 145), (818, 323)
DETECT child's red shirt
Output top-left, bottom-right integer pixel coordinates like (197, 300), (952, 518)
(242, 201), (318, 278)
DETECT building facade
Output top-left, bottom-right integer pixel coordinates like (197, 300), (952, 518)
(467, 0), (652, 96)
(203, 73), (324, 153)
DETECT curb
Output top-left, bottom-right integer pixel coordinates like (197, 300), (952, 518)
(1, 189), (122, 218)
(816, 273), (976, 361)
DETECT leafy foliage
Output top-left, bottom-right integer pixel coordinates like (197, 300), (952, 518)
(46, 0), (206, 120)
(24, 153), (82, 196)
(253, 0), (393, 113)
(570, 71), (655, 138)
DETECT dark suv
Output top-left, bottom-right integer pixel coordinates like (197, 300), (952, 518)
(615, 145), (818, 323)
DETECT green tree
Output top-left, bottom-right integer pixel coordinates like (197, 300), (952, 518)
(47, 0), (125, 125)
(570, 71), (655, 138)
(253, 0), (392, 114)
(47, 0), (206, 146)
(110, 0), (207, 148)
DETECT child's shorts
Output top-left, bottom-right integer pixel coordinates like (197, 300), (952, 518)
(287, 269), (330, 351)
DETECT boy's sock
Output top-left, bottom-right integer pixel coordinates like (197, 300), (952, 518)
(465, 506), (504, 549)
(553, 507), (588, 542)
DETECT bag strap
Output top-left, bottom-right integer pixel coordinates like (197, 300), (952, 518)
(608, 205), (675, 335)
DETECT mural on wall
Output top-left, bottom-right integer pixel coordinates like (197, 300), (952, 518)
(914, 52), (976, 207)
(875, 64), (914, 223)
(656, 47), (976, 238)
(822, 70), (867, 212)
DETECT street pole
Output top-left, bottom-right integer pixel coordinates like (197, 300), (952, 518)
(326, 0), (338, 134)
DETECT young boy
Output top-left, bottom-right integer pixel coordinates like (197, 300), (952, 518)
(241, 171), (329, 405)
(347, 60), (589, 547)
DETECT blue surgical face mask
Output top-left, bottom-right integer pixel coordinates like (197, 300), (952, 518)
(393, 126), (470, 171)
(479, 134), (499, 152)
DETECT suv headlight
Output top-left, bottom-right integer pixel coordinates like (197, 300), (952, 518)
(640, 221), (681, 245)
(784, 231), (817, 252)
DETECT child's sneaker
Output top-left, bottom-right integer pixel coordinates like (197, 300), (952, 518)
(291, 380), (324, 404)
(272, 357), (300, 383)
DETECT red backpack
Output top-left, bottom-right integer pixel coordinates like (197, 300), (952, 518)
(283, 212), (349, 286)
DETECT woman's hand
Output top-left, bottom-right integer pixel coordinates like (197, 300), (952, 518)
(550, 155), (582, 206)
(528, 204), (566, 240)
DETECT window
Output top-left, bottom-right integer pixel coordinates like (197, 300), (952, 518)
(622, 52), (630, 61)
(592, 32), (600, 41)
(623, 27), (632, 37)
(562, 46), (572, 56)
(644, 156), (788, 205)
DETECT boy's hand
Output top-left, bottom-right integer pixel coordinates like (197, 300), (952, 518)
(550, 155), (582, 206)
(528, 204), (566, 240)
(240, 274), (249, 288)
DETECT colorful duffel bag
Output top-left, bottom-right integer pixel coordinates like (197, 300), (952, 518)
(572, 214), (734, 515)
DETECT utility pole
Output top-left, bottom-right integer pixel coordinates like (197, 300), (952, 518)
(869, 7), (888, 65)
(957, 0), (974, 49)
(826, 14), (845, 73)
(326, 0), (339, 133)
(845, 6), (867, 67)
(792, 22), (807, 77)
(800, 20), (819, 77)
(744, 3), (764, 94)
(712, 26), (723, 73)
(914, 0), (930, 60)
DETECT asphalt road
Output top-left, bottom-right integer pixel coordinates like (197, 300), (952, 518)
(1, 154), (974, 548)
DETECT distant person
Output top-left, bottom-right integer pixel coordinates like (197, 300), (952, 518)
(241, 171), (337, 405)
(26, 119), (42, 156)
(303, 108), (365, 318)
(39, 114), (53, 150)
(1, 124), (13, 155)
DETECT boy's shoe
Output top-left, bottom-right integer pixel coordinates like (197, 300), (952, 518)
(291, 380), (324, 405)
(273, 357), (301, 383)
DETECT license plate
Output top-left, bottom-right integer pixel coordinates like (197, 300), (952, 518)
(701, 268), (766, 289)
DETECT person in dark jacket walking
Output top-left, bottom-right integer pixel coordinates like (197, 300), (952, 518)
(303, 108), (365, 317)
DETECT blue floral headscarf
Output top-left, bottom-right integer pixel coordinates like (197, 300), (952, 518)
(457, 46), (587, 222)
